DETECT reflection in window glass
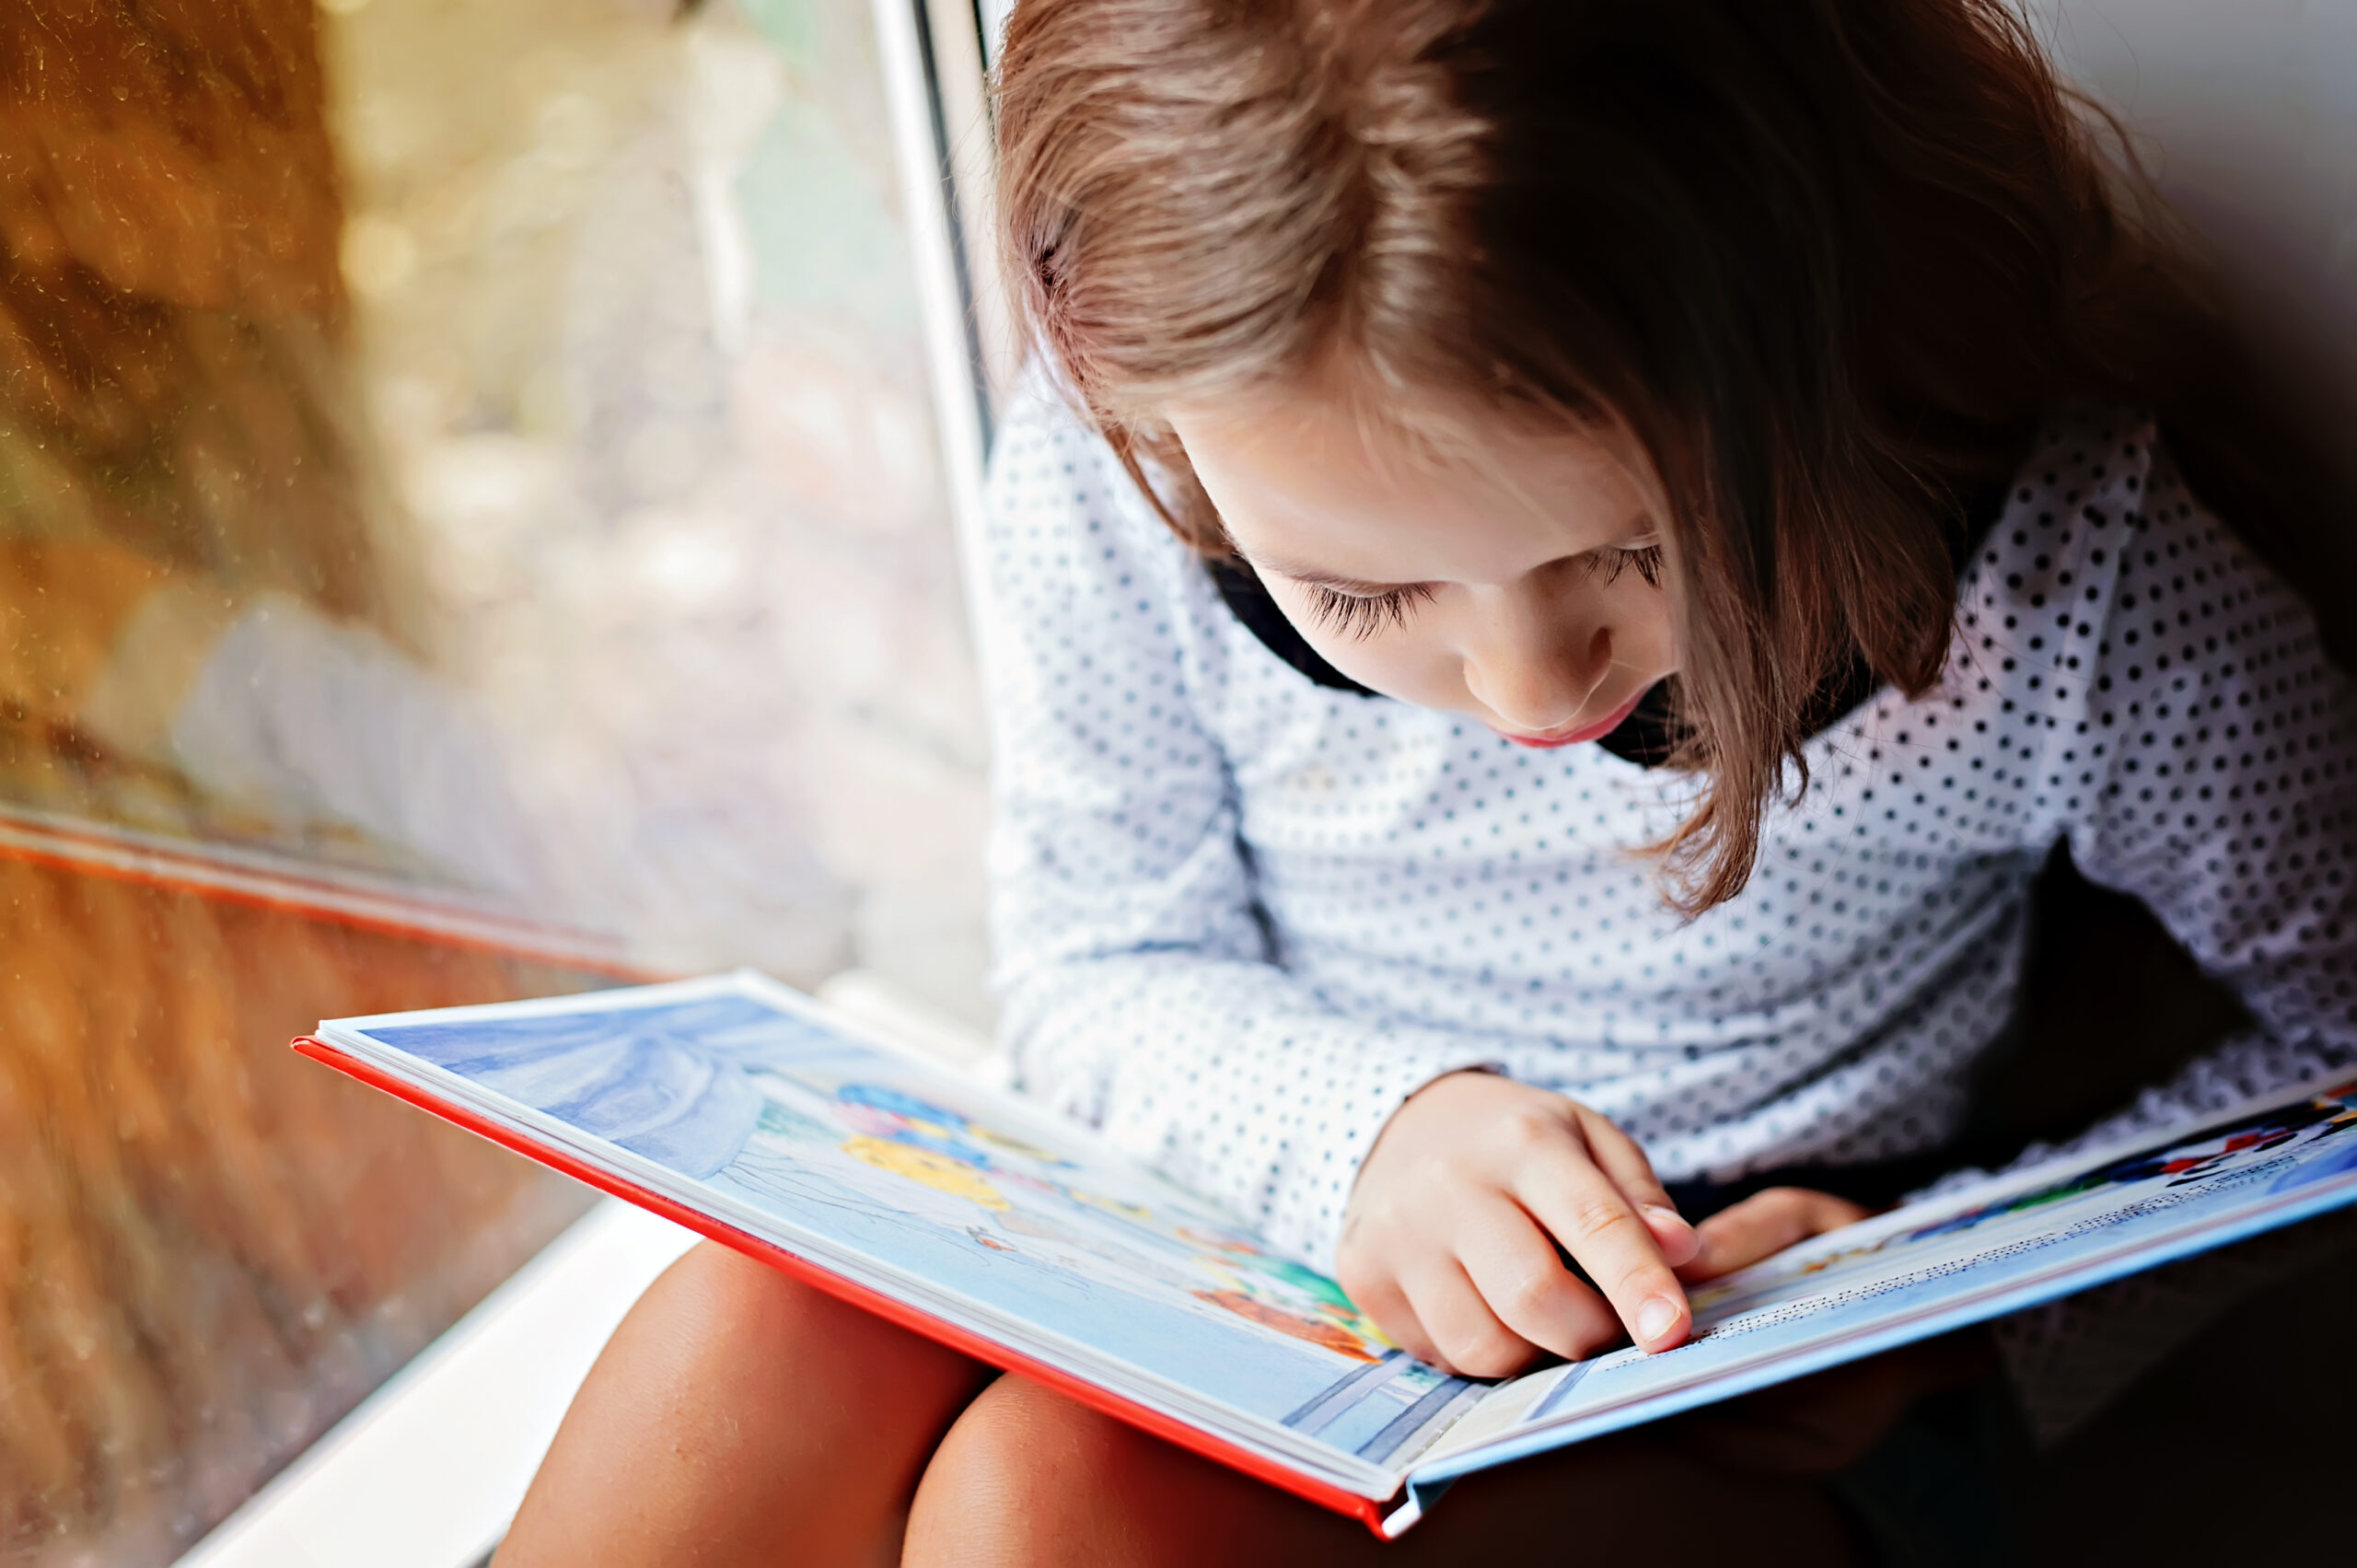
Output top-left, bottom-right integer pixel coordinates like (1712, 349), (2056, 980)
(0, 0), (981, 1560)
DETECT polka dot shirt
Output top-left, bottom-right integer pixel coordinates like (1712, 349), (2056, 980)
(981, 374), (2357, 1271)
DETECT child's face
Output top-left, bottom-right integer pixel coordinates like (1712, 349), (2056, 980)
(1168, 376), (1678, 747)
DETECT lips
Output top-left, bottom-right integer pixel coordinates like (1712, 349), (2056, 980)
(1491, 686), (1648, 749)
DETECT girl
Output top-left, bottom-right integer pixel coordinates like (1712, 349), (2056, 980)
(497, 0), (2355, 1562)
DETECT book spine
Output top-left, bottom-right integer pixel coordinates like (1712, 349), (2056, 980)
(292, 1035), (1398, 1536)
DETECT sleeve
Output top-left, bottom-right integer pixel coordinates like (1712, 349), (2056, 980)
(1973, 425), (2357, 1439)
(980, 376), (1498, 1266)
(2052, 436), (2357, 1131)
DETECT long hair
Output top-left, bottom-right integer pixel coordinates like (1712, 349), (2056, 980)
(994, 0), (2293, 912)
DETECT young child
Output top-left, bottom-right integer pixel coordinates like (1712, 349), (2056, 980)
(496, 0), (2356, 1561)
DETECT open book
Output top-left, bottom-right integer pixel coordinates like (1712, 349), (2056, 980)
(296, 972), (2357, 1537)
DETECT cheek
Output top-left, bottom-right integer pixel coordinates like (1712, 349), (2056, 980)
(1312, 633), (1460, 705)
(1620, 581), (1680, 666)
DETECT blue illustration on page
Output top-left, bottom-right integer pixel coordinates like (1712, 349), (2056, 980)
(355, 987), (1476, 1466)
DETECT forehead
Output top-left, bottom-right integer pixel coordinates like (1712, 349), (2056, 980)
(1168, 385), (1654, 587)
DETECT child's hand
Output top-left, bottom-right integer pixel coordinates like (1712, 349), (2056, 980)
(1337, 1071), (1701, 1377)
(1674, 1186), (1872, 1284)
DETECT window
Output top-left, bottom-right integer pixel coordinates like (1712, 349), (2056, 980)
(0, 1), (991, 1561)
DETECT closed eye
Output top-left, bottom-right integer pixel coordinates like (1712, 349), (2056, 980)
(1585, 542), (1665, 587)
(1302, 582), (1436, 640)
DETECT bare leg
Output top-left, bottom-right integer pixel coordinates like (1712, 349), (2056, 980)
(496, 1241), (991, 1568)
(904, 1374), (1869, 1568)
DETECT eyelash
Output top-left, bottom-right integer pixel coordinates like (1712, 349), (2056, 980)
(1588, 542), (1666, 588)
(1300, 543), (1665, 640)
(1304, 582), (1436, 640)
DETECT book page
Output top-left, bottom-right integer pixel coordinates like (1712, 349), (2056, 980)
(319, 975), (1486, 1495)
(1420, 1077), (2357, 1480)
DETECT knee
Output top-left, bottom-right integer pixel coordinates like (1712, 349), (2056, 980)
(650, 1239), (830, 1356)
(506, 1246), (989, 1566)
(932, 1372), (1131, 1493)
(908, 1376), (1136, 1559)
(622, 1239), (818, 1387)
(909, 1377), (1360, 1568)
(633, 1240), (978, 1414)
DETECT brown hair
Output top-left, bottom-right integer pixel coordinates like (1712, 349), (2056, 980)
(994, 0), (2260, 912)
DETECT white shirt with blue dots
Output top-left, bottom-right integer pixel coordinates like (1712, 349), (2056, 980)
(981, 373), (2357, 1274)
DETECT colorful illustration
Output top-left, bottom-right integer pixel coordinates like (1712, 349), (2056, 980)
(1186, 1228), (1390, 1362)
(1905, 1086), (2357, 1242)
(354, 980), (1446, 1468)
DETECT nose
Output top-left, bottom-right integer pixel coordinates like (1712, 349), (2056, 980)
(1462, 602), (1614, 733)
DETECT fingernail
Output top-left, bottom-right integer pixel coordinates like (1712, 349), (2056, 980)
(1636, 1296), (1681, 1343)
(1642, 1203), (1693, 1234)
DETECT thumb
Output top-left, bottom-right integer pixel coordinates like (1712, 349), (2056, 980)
(1678, 1187), (1871, 1283)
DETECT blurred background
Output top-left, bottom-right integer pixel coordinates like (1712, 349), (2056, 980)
(0, 0), (993, 1561)
(0, 0), (2350, 1563)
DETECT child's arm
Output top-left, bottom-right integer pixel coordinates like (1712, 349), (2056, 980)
(982, 377), (1764, 1365)
(2040, 429), (2357, 1136)
(1949, 417), (2357, 1436)
(983, 376), (1529, 1270)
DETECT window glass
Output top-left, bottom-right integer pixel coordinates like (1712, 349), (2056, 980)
(0, 0), (984, 1559)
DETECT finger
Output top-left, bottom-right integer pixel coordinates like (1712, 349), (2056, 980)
(1682, 1186), (1870, 1280)
(1339, 1263), (1446, 1368)
(1454, 1203), (1621, 1362)
(1679, 1187), (1873, 1283)
(1572, 1106), (1701, 1268)
(1397, 1258), (1542, 1379)
(1513, 1145), (1690, 1353)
